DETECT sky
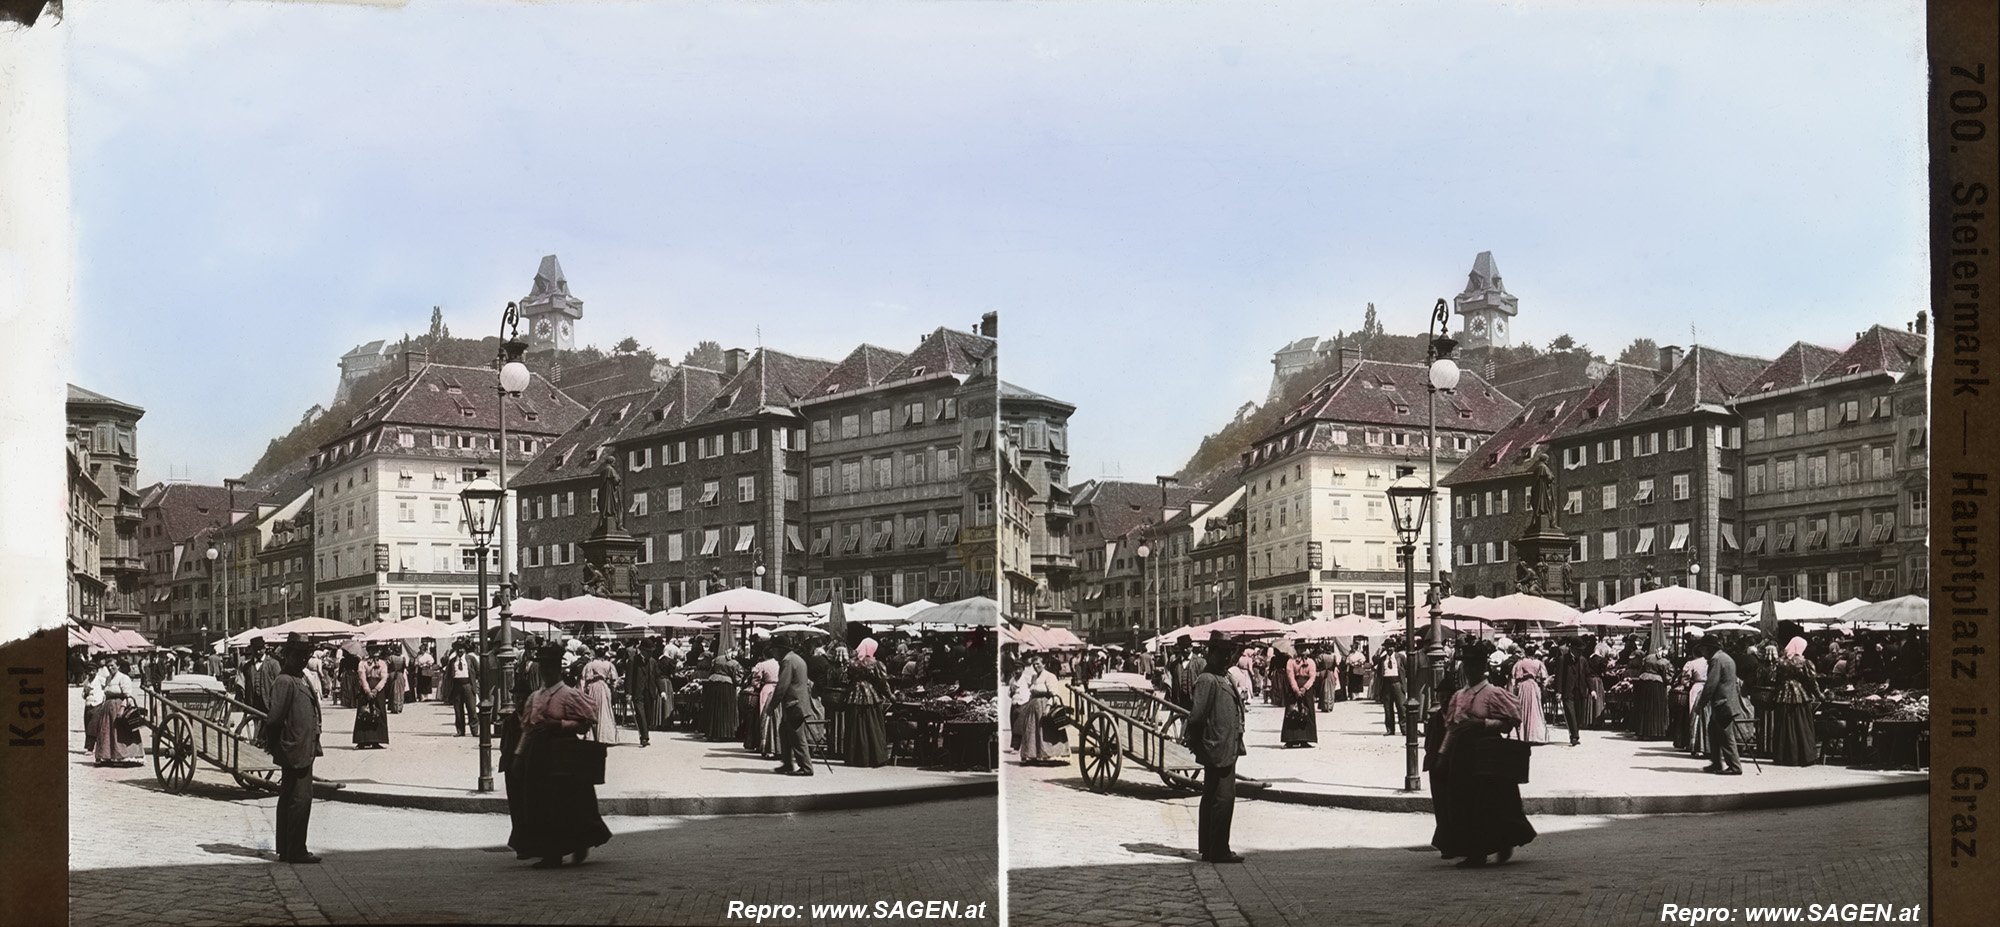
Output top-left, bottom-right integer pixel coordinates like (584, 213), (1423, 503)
(64, 0), (1927, 487)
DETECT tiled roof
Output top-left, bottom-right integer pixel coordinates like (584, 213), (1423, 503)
(1553, 364), (1663, 438)
(620, 366), (728, 441)
(342, 340), (387, 359)
(326, 363), (587, 450)
(1264, 360), (1521, 437)
(879, 327), (995, 383)
(514, 386), (664, 487)
(1072, 479), (1206, 542)
(1441, 385), (1595, 487)
(1816, 325), (1927, 382)
(688, 348), (838, 428)
(999, 380), (1075, 412)
(66, 384), (144, 415)
(809, 344), (909, 399)
(246, 460), (314, 509)
(1742, 342), (1842, 396)
(1617, 346), (1770, 426)
(142, 482), (263, 543)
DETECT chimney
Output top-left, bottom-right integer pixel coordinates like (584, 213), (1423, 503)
(979, 312), (999, 338)
(404, 349), (428, 375)
(724, 348), (750, 376)
(1915, 310), (1928, 335)
(1658, 344), (1683, 372)
(1337, 345), (1361, 373)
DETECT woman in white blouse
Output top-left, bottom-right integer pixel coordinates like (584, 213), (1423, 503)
(92, 659), (140, 766)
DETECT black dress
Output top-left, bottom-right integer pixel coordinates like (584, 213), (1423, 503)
(507, 684), (611, 862)
(1430, 683), (1537, 862)
(1279, 659), (1319, 746)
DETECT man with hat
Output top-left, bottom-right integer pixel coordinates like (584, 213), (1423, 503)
(1186, 632), (1246, 863)
(445, 639), (482, 736)
(771, 635), (820, 776)
(263, 636), (324, 863)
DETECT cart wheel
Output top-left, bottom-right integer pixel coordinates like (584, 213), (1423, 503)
(231, 716), (277, 791)
(1078, 714), (1121, 792)
(153, 714), (195, 794)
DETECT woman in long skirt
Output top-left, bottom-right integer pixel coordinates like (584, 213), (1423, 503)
(1280, 649), (1318, 747)
(581, 647), (619, 746)
(1509, 646), (1549, 746)
(750, 646), (781, 754)
(508, 645), (612, 868)
(1634, 650), (1672, 740)
(702, 652), (741, 742)
(1017, 655), (1068, 764)
(92, 660), (141, 766)
(1681, 650), (1710, 757)
(353, 648), (390, 748)
(1584, 649), (1608, 727)
(1770, 637), (1821, 766)
(1431, 641), (1536, 867)
(845, 639), (892, 767)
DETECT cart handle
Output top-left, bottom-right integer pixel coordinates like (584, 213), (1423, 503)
(142, 684), (269, 722)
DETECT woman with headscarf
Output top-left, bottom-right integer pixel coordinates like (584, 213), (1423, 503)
(580, 646), (619, 746)
(92, 658), (141, 766)
(1017, 653), (1068, 764)
(750, 643), (782, 755)
(1279, 644), (1318, 748)
(1509, 643), (1550, 746)
(508, 644), (612, 868)
(1770, 636), (1822, 766)
(352, 647), (391, 749)
(1430, 641), (1536, 868)
(844, 638), (892, 767)
(701, 647), (741, 742)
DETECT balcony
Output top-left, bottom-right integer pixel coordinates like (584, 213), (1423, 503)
(1047, 501), (1075, 520)
(1032, 551), (1078, 573)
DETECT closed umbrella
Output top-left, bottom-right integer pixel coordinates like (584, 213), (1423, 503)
(825, 597), (848, 644)
(1759, 586), (1779, 638)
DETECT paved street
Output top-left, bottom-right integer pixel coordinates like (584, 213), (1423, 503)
(69, 706), (997, 926)
(1006, 757), (1926, 927)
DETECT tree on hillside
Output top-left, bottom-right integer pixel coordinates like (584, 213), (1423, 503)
(1547, 334), (1577, 353)
(1617, 337), (1660, 366)
(427, 306), (450, 345)
(613, 336), (641, 355)
(682, 340), (725, 369)
(1360, 303), (1384, 338)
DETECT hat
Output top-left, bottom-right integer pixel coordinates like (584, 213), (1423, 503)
(535, 643), (566, 667)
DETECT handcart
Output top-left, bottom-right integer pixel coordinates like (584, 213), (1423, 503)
(139, 675), (296, 794)
(1068, 676), (1203, 793)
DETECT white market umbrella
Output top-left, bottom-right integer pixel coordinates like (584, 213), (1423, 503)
(253, 616), (361, 642)
(1291, 614), (1392, 640)
(1774, 598), (1838, 624)
(674, 587), (817, 625)
(1473, 592), (1585, 627)
(894, 598), (939, 618)
(811, 598), (904, 626)
(640, 612), (712, 631)
(357, 616), (455, 641)
(1704, 622), (1760, 633)
(1839, 595), (1930, 627)
(1828, 597), (1872, 617)
(904, 596), (1000, 629)
(514, 594), (649, 627)
(770, 624), (829, 636)
(1604, 587), (1749, 623)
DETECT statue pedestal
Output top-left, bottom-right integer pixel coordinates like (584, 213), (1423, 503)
(580, 531), (642, 607)
(1514, 529), (1574, 601)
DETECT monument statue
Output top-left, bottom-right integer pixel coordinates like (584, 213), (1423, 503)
(583, 560), (611, 597)
(1514, 558), (1542, 595)
(1530, 451), (1559, 533)
(596, 457), (624, 535)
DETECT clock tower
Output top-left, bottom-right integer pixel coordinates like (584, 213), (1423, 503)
(518, 254), (583, 353)
(1452, 251), (1519, 350)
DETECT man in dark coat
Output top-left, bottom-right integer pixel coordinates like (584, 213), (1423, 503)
(1186, 634), (1246, 864)
(773, 638), (819, 776)
(1550, 640), (1591, 746)
(626, 640), (663, 747)
(263, 639), (324, 864)
(1697, 636), (1749, 775)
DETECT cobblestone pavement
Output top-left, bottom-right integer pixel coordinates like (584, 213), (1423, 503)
(70, 719), (996, 926)
(1006, 754), (1927, 927)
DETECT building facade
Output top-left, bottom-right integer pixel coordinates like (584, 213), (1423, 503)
(1066, 479), (1202, 642)
(1734, 325), (1929, 602)
(1188, 498), (1247, 624)
(1000, 381), (1078, 626)
(66, 433), (106, 625)
(306, 362), (585, 623)
(67, 385), (146, 629)
(1441, 385), (1595, 598)
(1241, 357), (1517, 622)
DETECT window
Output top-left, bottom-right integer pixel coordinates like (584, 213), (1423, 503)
(937, 397), (957, 420)
(629, 447), (652, 471)
(700, 480), (720, 505)
(840, 461), (861, 493)
(840, 414), (861, 439)
(398, 500), (415, 523)
(666, 486), (683, 512)
(700, 528), (722, 556)
(1803, 454), (1826, 487)
(1805, 407), (1826, 432)
(1562, 446), (1585, 469)
(1805, 517), (1829, 550)
(784, 473), (799, 502)
(734, 428), (760, 453)
(974, 491), (996, 526)
(1720, 522), (1739, 551)
(1634, 478), (1655, 504)
(1774, 458), (1797, 491)
(1671, 473), (1691, 501)
(870, 409), (891, 435)
(1717, 470), (1735, 499)
(871, 457), (892, 489)
(666, 531), (684, 562)
(737, 475), (756, 502)
(1909, 488), (1928, 526)
(1870, 446), (1893, 480)
(433, 501), (451, 523)
(1634, 526), (1656, 554)
(1775, 523), (1797, 553)
(1838, 449), (1861, 483)
(630, 491), (649, 517)
(734, 524), (755, 552)
(1601, 530), (1618, 560)
(811, 527), (833, 556)
(842, 523), (863, 554)
(1837, 400), (1860, 424)
(936, 448), (960, 481)
(1871, 396), (1893, 419)
(901, 401), (926, 426)
(812, 419), (831, 444)
(1564, 489), (1583, 515)
(811, 465), (831, 496)
(1668, 521), (1691, 551)
(1745, 524), (1766, 554)
(401, 596), (417, 619)
(1775, 412), (1795, 437)
(1871, 512), (1895, 544)
(1746, 416), (1766, 441)
(1572, 535), (1587, 563)
(1838, 514), (1861, 547)
(1909, 427), (1927, 449)
(902, 515), (928, 547)
(1601, 484), (1617, 510)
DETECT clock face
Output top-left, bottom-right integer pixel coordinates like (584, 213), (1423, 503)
(1471, 317), (1487, 334)
(534, 318), (553, 337)
(559, 321), (573, 339)
(1495, 320), (1507, 336)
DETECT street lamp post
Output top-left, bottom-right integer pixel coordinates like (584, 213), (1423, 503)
(460, 477), (505, 793)
(1386, 469), (1435, 793)
(205, 541), (226, 635)
(494, 305), (533, 728)
(1211, 582), (1223, 624)
(1136, 539), (1153, 644)
(1423, 300), (1461, 717)
(279, 583), (291, 623)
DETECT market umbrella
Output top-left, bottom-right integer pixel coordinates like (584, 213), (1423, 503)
(638, 611), (710, 631)
(904, 596), (1001, 629)
(770, 624), (828, 636)
(358, 616), (455, 641)
(1759, 586), (1779, 638)
(253, 616), (360, 641)
(674, 587), (817, 625)
(1705, 622), (1760, 633)
(1605, 587), (1749, 622)
(1577, 610), (1642, 630)
(824, 597), (849, 642)
(1476, 592), (1585, 627)
(1197, 615), (1290, 638)
(816, 598), (903, 626)
(1037, 627), (1087, 651)
(1291, 614), (1392, 640)
(894, 598), (939, 618)
(113, 629), (155, 651)
(1774, 597), (1837, 624)
(1144, 626), (1200, 651)
(1839, 594), (1930, 627)
(515, 594), (648, 627)
(1828, 597), (1872, 617)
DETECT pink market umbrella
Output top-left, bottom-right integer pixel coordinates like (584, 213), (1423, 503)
(515, 594), (648, 627)
(358, 616), (455, 641)
(1291, 614), (1393, 640)
(1196, 615), (1290, 638)
(1037, 627), (1087, 651)
(254, 616), (360, 642)
(1476, 593), (1585, 627)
